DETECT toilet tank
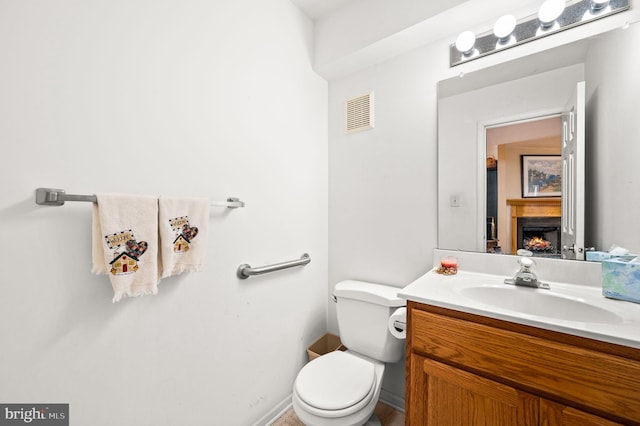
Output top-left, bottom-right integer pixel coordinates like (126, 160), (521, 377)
(334, 280), (406, 363)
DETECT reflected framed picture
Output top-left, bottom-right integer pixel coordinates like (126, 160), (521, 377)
(521, 155), (562, 198)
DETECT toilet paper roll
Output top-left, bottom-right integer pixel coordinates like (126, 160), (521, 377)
(388, 307), (407, 339)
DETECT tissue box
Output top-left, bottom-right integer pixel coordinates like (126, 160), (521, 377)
(587, 251), (637, 262)
(602, 258), (640, 304)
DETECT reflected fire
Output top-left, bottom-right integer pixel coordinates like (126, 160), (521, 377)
(524, 236), (553, 251)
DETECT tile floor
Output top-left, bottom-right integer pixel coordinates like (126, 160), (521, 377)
(271, 401), (404, 426)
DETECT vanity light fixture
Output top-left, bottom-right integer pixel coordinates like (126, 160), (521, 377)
(450, 0), (629, 67)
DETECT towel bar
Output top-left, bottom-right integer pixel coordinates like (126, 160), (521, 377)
(237, 253), (310, 279)
(35, 188), (245, 208)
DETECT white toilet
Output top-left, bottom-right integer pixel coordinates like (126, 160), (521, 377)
(292, 280), (406, 426)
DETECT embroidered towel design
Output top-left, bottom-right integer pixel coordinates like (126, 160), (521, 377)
(92, 194), (159, 302)
(168, 216), (199, 253)
(105, 230), (148, 275)
(159, 196), (209, 278)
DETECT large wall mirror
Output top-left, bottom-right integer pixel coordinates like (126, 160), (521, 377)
(437, 22), (640, 260)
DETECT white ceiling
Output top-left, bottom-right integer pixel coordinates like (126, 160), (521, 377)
(290, 0), (469, 21)
(289, 0), (357, 20)
(486, 116), (562, 154)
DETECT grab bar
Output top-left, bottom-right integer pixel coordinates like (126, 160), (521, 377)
(237, 253), (310, 279)
(35, 188), (244, 208)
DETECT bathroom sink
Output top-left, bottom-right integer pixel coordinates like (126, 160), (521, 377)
(459, 285), (623, 324)
(400, 258), (640, 349)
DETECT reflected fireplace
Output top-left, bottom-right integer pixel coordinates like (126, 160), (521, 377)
(517, 217), (561, 257)
(507, 198), (561, 256)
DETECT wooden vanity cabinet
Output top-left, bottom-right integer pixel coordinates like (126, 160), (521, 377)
(406, 301), (640, 426)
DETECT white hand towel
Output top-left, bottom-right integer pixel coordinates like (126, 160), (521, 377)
(92, 194), (159, 302)
(158, 196), (210, 278)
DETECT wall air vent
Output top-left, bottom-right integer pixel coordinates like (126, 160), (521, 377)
(345, 92), (374, 134)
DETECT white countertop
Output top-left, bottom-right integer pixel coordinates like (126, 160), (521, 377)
(399, 266), (640, 349)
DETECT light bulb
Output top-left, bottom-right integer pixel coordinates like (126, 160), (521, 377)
(494, 14), (517, 41)
(538, 0), (566, 28)
(455, 31), (476, 55)
(591, 0), (609, 10)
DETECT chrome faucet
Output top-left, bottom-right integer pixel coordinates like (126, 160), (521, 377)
(504, 256), (550, 289)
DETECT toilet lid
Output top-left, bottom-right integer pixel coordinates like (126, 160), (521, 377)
(295, 351), (376, 411)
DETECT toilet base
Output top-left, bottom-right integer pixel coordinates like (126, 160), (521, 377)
(363, 413), (381, 426)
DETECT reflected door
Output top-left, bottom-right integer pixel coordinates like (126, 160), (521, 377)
(561, 81), (586, 260)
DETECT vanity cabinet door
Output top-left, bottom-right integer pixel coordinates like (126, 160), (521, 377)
(414, 355), (538, 425)
(540, 399), (625, 426)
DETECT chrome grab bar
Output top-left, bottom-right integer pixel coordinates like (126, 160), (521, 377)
(35, 188), (244, 208)
(237, 253), (310, 279)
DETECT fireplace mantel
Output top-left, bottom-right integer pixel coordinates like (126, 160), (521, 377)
(507, 198), (561, 254)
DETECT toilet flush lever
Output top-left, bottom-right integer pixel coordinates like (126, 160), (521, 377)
(393, 320), (406, 333)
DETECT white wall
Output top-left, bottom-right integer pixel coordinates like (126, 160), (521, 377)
(0, 1), (327, 425)
(314, 0), (468, 72)
(327, 48), (443, 402)
(585, 23), (640, 254)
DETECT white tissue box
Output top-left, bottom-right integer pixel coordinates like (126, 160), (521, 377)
(602, 258), (640, 304)
(587, 251), (637, 262)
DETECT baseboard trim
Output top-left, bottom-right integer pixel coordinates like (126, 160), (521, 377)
(253, 394), (292, 426)
(379, 389), (405, 413)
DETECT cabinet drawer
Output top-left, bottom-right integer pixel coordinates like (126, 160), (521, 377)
(411, 308), (640, 424)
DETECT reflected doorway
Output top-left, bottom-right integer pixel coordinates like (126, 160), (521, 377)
(485, 115), (562, 254)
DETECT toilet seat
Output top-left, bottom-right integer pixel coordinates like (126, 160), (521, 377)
(294, 351), (376, 417)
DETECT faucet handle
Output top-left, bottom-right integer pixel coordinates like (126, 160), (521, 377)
(519, 257), (535, 269)
(505, 254), (550, 290)
(516, 249), (533, 257)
